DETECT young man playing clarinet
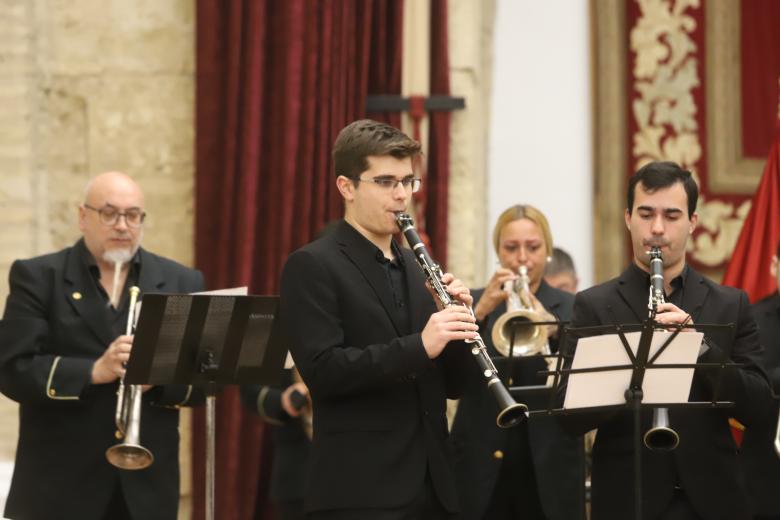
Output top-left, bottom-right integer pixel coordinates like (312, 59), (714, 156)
(279, 119), (476, 520)
(560, 161), (771, 520)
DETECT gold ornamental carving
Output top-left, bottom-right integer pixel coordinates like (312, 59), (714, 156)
(630, 0), (749, 267)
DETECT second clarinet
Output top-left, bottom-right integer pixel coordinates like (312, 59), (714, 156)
(395, 212), (527, 428)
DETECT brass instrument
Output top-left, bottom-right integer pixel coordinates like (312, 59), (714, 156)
(106, 286), (154, 470)
(396, 212), (527, 428)
(492, 265), (550, 358)
(643, 247), (680, 452)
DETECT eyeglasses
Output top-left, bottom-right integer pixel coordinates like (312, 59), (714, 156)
(84, 204), (146, 228)
(356, 176), (422, 193)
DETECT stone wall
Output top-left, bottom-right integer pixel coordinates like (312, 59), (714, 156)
(0, 0), (196, 515)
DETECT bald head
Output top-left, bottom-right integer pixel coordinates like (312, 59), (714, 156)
(79, 172), (145, 267)
(84, 171), (144, 208)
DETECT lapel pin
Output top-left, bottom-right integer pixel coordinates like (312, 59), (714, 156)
(72, 291), (82, 300)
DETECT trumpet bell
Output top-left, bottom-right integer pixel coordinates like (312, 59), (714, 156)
(492, 310), (549, 357)
(106, 443), (154, 470)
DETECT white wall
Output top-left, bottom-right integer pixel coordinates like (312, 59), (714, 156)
(486, 0), (593, 290)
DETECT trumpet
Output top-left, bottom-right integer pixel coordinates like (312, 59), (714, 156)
(396, 212), (527, 428)
(106, 285), (154, 470)
(492, 265), (550, 358)
(643, 247), (680, 452)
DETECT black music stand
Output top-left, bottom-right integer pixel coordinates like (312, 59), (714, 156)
(125, 293), (287, 520)
(540, 319), (736, 520)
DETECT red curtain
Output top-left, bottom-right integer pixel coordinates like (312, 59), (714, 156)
(366, 1), (403, 128)
(426, 0), (452, 268)
(194, 1), (403, 518)
(740, 0), (780, 158)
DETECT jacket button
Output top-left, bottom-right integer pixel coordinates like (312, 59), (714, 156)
(48, 388), (56, 396)
(493, 450), (504, 459)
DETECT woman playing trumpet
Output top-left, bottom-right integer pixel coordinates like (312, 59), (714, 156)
(450, 204), (585, 520)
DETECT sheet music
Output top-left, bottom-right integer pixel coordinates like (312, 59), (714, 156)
(191, 287), (249, 296)
(563, 330), (703, 409)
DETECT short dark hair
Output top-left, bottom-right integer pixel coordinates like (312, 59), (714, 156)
(332, 119), (421, 180)
(546, 247), (576, 276)
(626, 161), (699, 218)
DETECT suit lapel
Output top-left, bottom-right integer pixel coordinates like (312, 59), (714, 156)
(402, 248), (429, 334)
(535, 280), (561, 318)
(616, 267), (649, 322)
(136, 248), (167, 295)
(336, 222), (403, 335)
(680, 268), (709, 322)
(63, 242), (115, 347)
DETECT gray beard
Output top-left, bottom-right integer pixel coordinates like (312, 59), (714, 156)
(103, 248), (134, 265)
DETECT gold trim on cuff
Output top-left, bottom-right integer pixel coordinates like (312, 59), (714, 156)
(46, 356), (80, 400)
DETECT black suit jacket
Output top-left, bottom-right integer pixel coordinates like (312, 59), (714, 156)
(279, 220), (472, 514)
(450, 281), (585, 520)
(559, 265), (771, 520)
(742, 292), (780, 516)
(0, 240), (204, 520)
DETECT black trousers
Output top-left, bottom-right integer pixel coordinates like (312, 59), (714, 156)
(657, 488), (703, 520)
(104, 483), (132, 520)
(307, 472), (453, 520)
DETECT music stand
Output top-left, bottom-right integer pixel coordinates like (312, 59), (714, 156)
(125, 293), (287, 520)
(541, 318), (736, 520)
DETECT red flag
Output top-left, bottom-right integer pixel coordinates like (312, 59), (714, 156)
(722, 118), (780, 303)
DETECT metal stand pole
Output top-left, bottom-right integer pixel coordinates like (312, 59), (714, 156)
(206, 394), (216, 520)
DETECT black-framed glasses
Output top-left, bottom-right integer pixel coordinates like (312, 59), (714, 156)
(84, 204), (146, 228)
(356, 176), (422, 193)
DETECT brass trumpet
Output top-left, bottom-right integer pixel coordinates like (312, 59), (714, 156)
(106, 285), (154, 470)
(492, 265), (550, 358)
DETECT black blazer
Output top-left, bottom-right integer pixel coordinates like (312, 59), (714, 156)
(279, 220), (472, 514)
(742, 292), (780, 516)
(0, 240), (204, 520)
(450, 281), (585, 520)
(559, 265), (771, 520)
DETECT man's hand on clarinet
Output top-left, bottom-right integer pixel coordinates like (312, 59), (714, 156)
(421, 306), (478, 359)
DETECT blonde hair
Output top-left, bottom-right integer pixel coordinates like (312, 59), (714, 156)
(492, 204), (553, 257)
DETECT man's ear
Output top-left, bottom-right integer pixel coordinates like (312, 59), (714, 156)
(771, 254), (778, 279)
(336, 175), (355, 202)
(624, 208), (631, 231)
(689, 212), (698, 234)
(77, 204), (87, 232)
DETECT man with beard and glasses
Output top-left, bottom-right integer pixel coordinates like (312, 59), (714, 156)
(559, 161), (771, 520)
(0, 171), (204, 520)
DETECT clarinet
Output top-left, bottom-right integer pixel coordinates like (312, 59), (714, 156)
(395, 212), (527, 428)
(642, 246), (680, 452)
